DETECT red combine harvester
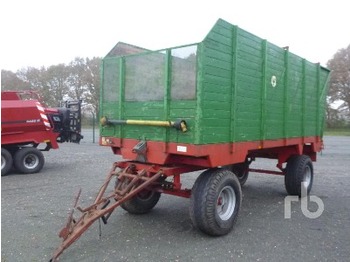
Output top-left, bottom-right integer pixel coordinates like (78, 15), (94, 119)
(1, 90), (83, 175)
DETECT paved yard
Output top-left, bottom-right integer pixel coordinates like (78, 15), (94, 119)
(1, 136), (349, 262)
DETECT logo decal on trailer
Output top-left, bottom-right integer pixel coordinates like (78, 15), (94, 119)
(271, 75), (277, 87)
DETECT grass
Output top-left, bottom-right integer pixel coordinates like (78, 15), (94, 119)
(324, 128), (350, 136)
(80, 123), (350, 136)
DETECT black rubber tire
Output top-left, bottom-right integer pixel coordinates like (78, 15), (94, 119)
(121, 190), (161, 214)
(189, 168), (242, 236)
(13, 147), (45, 174)
(224, 163), (249, 186)
(1, 148), (13, 176)
(285, 155), (313, 196)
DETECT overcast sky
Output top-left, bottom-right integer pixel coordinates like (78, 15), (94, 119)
(1, 0), (349, 72)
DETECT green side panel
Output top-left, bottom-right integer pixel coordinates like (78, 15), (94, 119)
(264, 43), (285, 139)
(123, 101), (165, 141)
(120, 101), (196, 143)
(304, 61), (318, 136)
(101, 103), (119, 137)
(234, 27), (263, 141)
(100, 44), (198, 143)
(285, 54), (303, 137)
(100, 18), (330, 146)
(168, 100), (197, 143)
(100, 58), (120, 137)
(199, 19), (232, 143)
(198, 18), (330, 144)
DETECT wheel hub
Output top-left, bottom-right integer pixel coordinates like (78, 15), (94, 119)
(23, 154), (39, 169)
(216, 186), (236, 221)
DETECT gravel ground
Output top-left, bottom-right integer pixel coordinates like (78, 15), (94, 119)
(1, 135), (350, 262)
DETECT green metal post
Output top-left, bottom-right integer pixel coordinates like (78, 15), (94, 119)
(164, 50), (171, 144)
(194, 43), (203, 144)
(302, 59), (306, 137)
(119, 57), (125, 138)
(99, 61), (104, 137)
(260, 40), (268, 141)
(283, 48), (289, 139)
(316, 64), (320, 136)
(230, 25), (238, 144)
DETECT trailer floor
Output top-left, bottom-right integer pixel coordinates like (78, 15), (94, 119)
(1, 135), (349, 262)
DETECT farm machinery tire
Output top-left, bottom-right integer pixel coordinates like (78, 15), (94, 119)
(190, 168), (242, 236)
(285, 154), (313, 196)
(13, 147), (45, 174)
(1, 148), (13, 176)
(224, 162), (249, 186)
(120, 190), (161, 214)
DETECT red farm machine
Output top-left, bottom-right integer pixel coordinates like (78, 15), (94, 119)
(50, 19), (330, 261)
(1, 90), (83, 175)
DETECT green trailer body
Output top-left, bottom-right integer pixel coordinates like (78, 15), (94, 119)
(50, 19), (331, 260)
(100, 18), (329, 149)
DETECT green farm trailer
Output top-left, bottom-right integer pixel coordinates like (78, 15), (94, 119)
(51, 19), (330, 260)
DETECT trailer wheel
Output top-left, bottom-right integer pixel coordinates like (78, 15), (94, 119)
(285, 155), (313, 196)
(13, 147), (45, 174)
(120, 190), (161, 214)
(1, 148), (13, 176)
(190, 168), (242, 236)
(224, 163), (249, 186)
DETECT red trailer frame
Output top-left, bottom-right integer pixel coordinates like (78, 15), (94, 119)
(50, 133), (322, 261)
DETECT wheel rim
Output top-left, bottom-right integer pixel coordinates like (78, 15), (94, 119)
(1, 155), (5, 170)
(23, 154), (39, 170)
(303, 165), (312, 188)
(216, 186), (236, 221)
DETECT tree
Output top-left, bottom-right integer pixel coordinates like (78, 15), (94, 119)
(44, 64), (70, 106)
(1, 57), (101, 114)
(1, 69), (28, 90)
(67, 57), (86, 100)
(327, 44), (350, 119)
(16, 66), (55, 106)
(67, 57), (101, 115)
(326, 101), (345, 128)
(83, 57), (101, 116)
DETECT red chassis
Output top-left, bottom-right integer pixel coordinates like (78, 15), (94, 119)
(50, 136), (322, 261)
(101, 136), (322, 169)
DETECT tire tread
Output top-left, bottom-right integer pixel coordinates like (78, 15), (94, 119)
(285, 155), (313, 196)
(190, 168), (242, 236)
(13, 147), (44, 174)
